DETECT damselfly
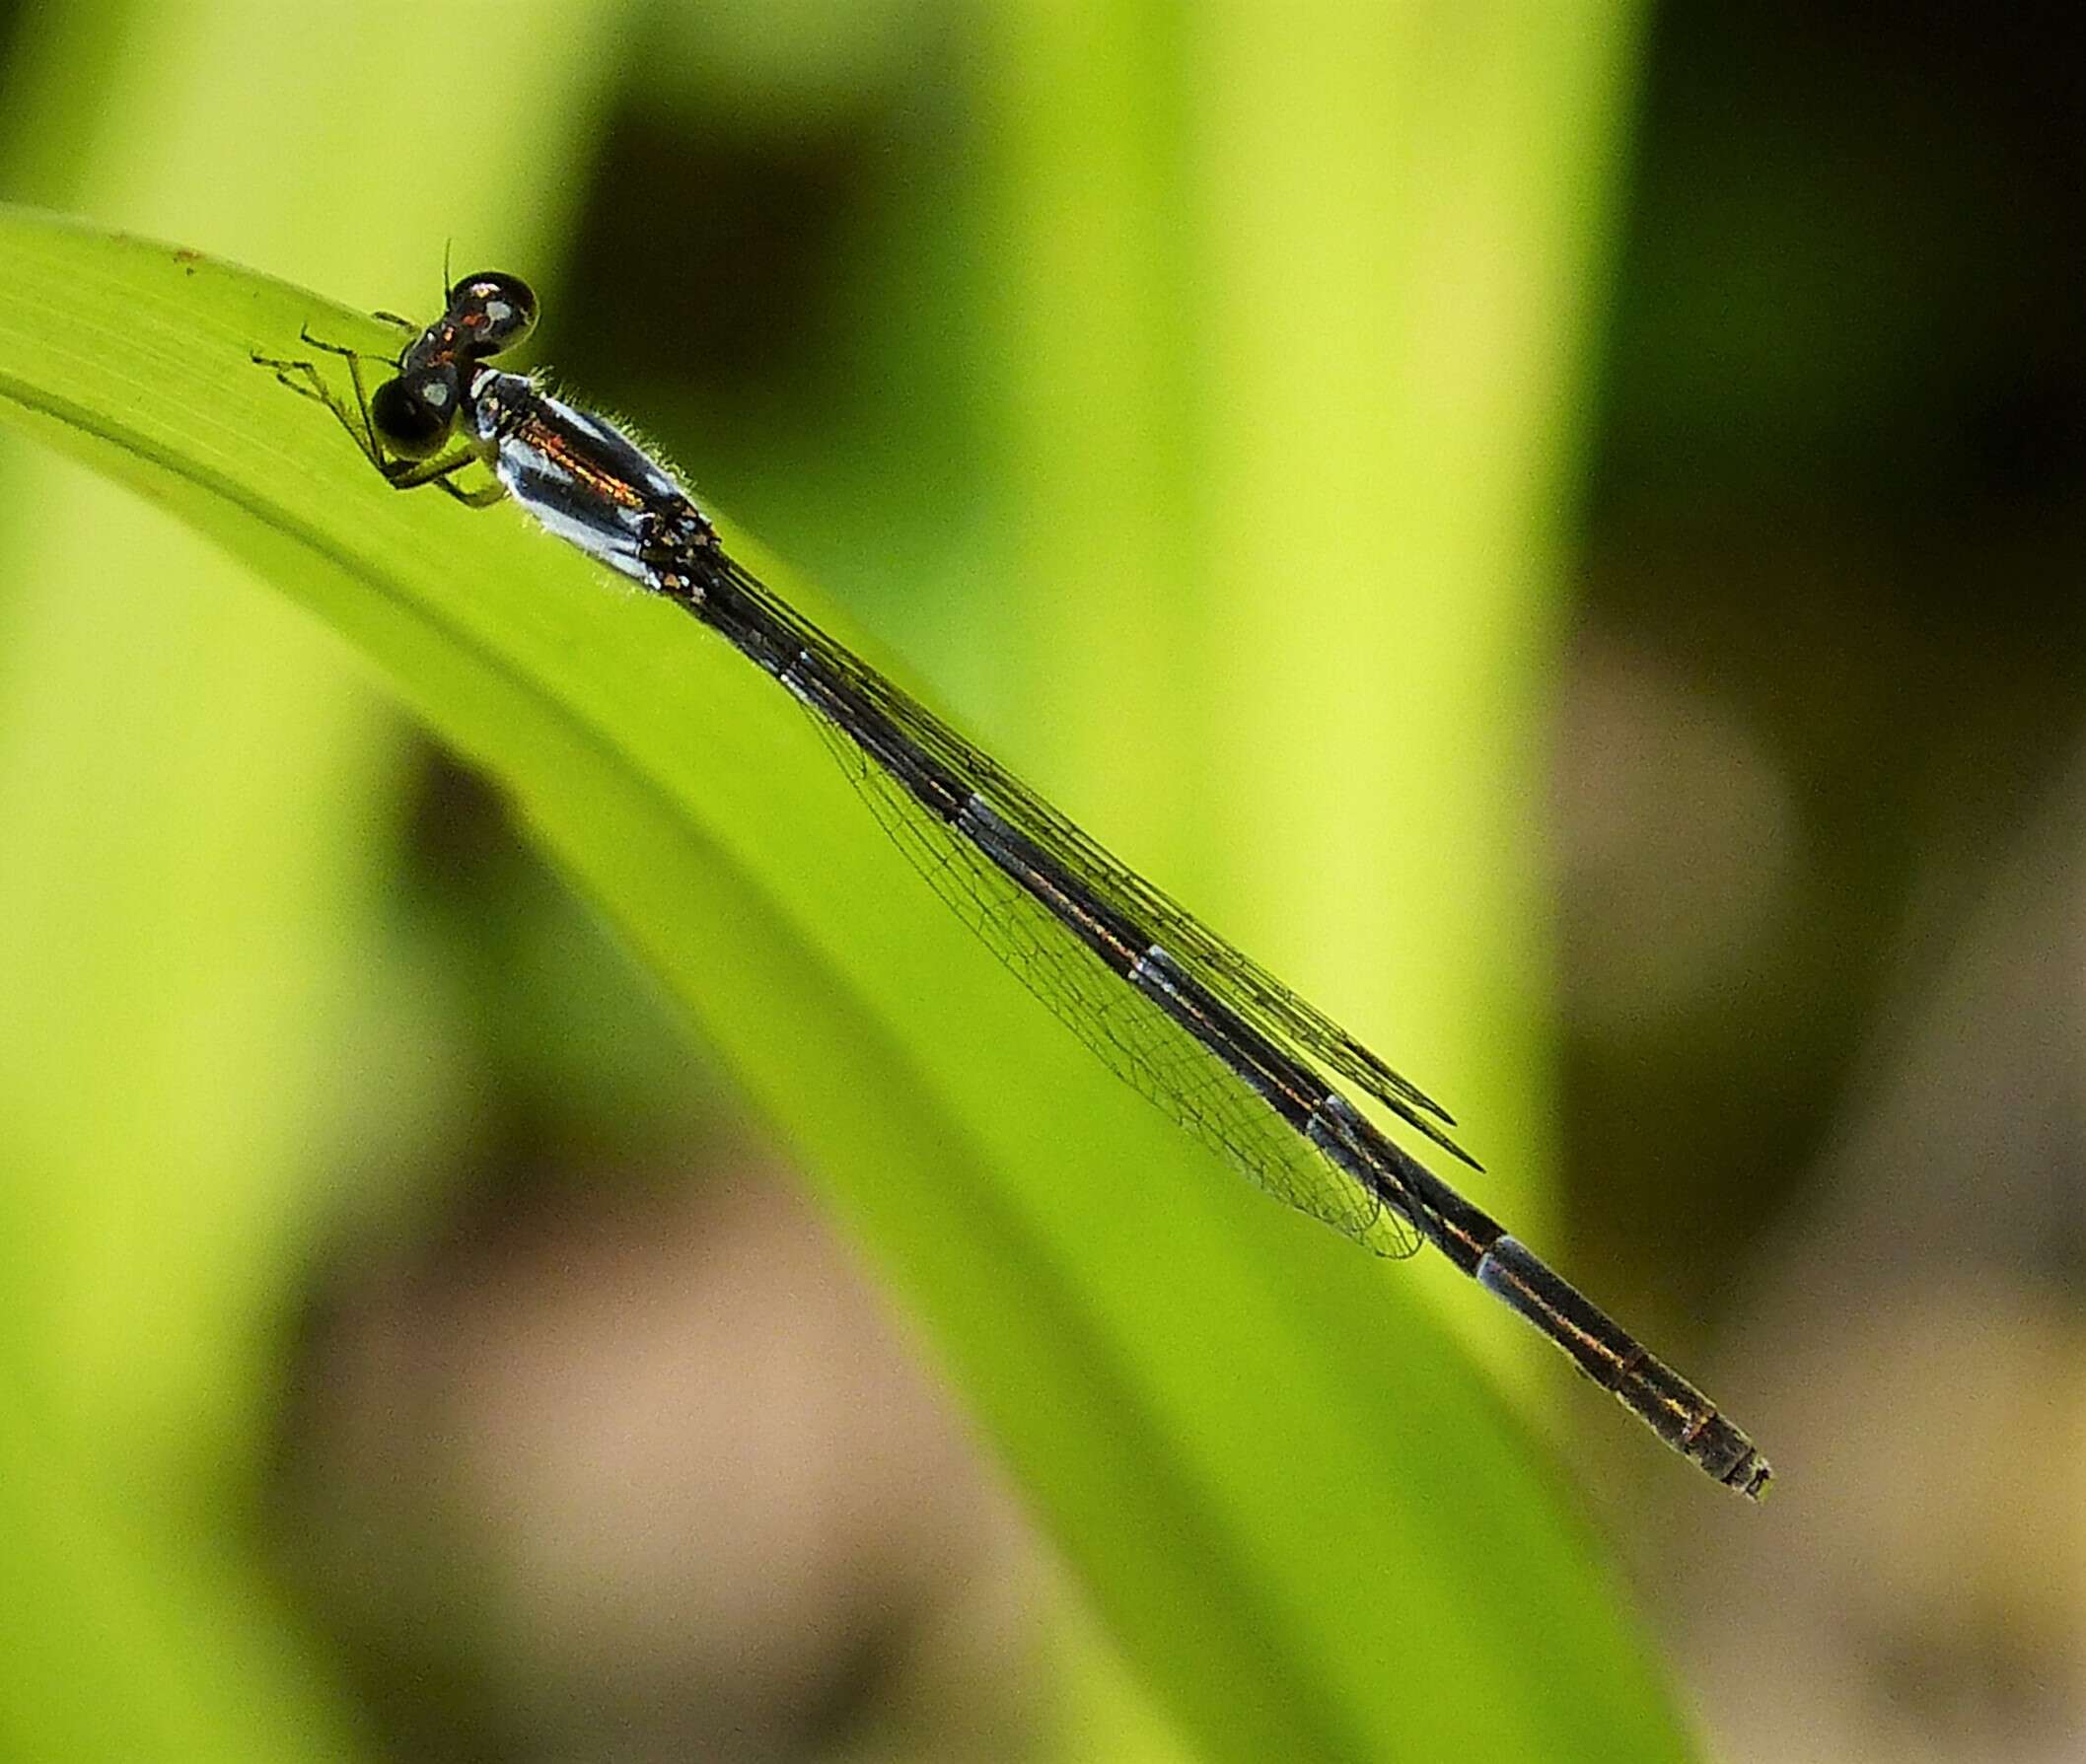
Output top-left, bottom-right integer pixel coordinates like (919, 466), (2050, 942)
(255, 273), (1771, 1499)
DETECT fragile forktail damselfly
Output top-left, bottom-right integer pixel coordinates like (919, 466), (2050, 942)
(256, 273), (1771, 1500)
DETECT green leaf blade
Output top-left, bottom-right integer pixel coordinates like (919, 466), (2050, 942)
(0, 207), (1696, 1764)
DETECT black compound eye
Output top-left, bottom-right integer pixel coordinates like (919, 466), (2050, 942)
(371, 366), (460, 459)
(447, 271), (538, 354)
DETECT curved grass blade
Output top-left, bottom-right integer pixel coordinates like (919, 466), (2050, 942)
(0, 208), (1697, 1764)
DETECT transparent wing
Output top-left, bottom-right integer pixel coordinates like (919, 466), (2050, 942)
(718, 560), (1475, 1152)
(710, 554), (1475, 1255)
(798, 703), (1408, 1251)
(798, 614), (1469, 1166)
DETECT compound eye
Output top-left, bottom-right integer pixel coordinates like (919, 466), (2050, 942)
(371, 366), (460, 459)
(448, 271), (538, 352)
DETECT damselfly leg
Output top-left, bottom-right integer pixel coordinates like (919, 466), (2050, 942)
(252, 327), (502, 506)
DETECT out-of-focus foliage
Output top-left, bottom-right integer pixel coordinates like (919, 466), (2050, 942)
(0, 3), (1667, 1759)
(0, 49), (1669, 1743)
(5, 2), (2079, 1762)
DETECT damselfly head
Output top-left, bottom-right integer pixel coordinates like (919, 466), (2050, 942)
(445, 272), (538, 356)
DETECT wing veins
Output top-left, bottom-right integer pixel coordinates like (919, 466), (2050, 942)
(714, 555), (1478, 1175)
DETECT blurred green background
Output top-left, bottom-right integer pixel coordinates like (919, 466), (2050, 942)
(1, 3), (2081, 1760)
